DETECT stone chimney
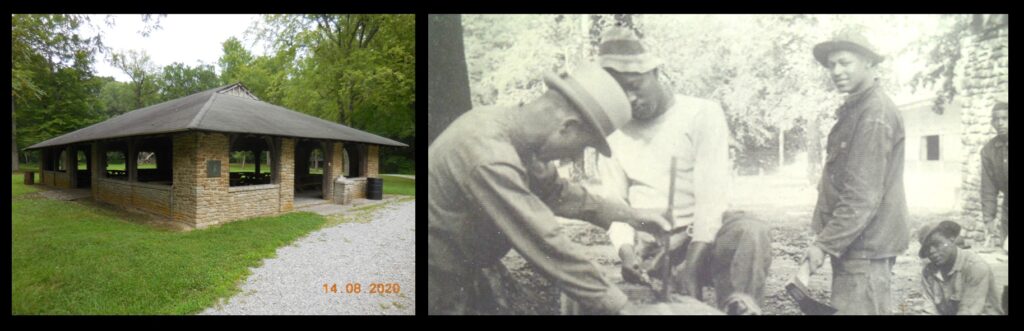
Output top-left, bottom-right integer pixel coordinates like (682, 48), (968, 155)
(957, 14), (1008, 245)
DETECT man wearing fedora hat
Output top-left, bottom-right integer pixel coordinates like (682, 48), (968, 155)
(428, 62), (672, 315)
(589, 26), (773, 315)
(981, 95), (1008, 247)
(918, 220), (1004, 315)
(796, 28), (909, 315)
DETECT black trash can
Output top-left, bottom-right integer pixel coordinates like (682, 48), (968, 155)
(366, 177), (383, 200)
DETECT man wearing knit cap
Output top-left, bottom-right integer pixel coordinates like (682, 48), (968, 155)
(981, 95), (1008, 246)
(918, 220), (1004, 315)
(796, 28), (909, 315)
(592, 26), (772, 315)
(428, 62), (672, 315)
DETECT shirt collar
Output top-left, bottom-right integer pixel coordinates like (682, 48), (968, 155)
(993, 135), (1008, 147)
(929, 248), (967, 280)
(837, 83), (878, 118)
(950, 248), (967, 274)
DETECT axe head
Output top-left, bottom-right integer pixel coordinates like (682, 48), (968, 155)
(785, 279), (838, 315)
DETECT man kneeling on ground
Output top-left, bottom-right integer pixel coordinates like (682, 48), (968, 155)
(918, 220), (1004, 315)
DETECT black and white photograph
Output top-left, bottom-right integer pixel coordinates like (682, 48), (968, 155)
(427, 14), (1008, 315)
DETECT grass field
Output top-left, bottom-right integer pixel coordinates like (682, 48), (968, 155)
(10, 172), (329, 315)
(12, 172), (40, 196)
(380, 175), (415, 196)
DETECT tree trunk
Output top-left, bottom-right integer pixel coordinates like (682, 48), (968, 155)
(12, 96), (18, 172)
(806, 115), (822, 186)
(427, 14), (472, 147)
(779, 125), (785, 170)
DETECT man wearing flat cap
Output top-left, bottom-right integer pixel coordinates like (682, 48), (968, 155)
(981, 95), (1008, 247)
(590, 26), (772, 315)
(428, 62), (672, 315)
(796, 28), (909, 315)
(918, 221), (1004, 315)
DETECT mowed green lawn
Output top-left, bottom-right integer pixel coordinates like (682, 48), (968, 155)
(10, 172), (328, 315)
(12, 171), (40, 196)
(379, 175), (415, 196)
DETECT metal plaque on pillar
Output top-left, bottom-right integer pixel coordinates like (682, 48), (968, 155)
(207, 160), (221, 178)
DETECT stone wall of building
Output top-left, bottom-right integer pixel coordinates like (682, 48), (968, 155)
(40, 171), (54, 186)
(33, 132), (340, 229)
(132, 183), (173, 217)
(228, 184), (281, 221)
(958, 27), (1008, 244)
(348, 177), (368, 200)
(35, 147), (73, 189)
(95, 178), (131, 206)
(42, 170), (71, 188)
(94, 178), (173, 218)
(173, 132), (298, 229)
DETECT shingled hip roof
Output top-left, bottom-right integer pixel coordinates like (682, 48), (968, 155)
(26, 83), (408, 150)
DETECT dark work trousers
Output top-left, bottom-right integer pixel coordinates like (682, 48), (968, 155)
(637, 211), (773, 308)
(830, 256), (896, 315)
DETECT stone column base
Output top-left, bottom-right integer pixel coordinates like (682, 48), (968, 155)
(333, 177), (367, 205)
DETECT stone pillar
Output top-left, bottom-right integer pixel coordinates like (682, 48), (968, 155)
(325, 142), (344, 200)
(320, 141), (330, 200)
(91, 142), (100, 194)
(127, 138), (137, 183)
(172, 132), (199, 226)
(366, 144), (380, 178)
(65, 145), (75, 188)
(194, 132), (230, 228)
(957, 26), (1008, 244)
(279, 138), (295, 212)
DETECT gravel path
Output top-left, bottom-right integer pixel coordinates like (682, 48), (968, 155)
(200, 200), (416, 315)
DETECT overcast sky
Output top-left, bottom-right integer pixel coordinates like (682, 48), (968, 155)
(79, 14), (269, 82)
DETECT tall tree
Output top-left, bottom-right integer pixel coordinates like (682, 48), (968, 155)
(250, 14), (415, 173)
(218, 37), (253, 85)
(252, 14), (414, 130)
(908, 14), (975, 114)
(97, 77), (137, 118)
(217, 37), (293, 105)
(157, 62), (220, 101)
(110, 49), (159, 108)
(12, 14), (104, 170)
